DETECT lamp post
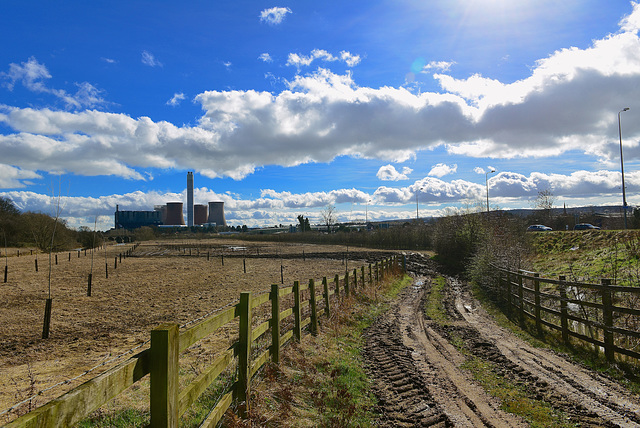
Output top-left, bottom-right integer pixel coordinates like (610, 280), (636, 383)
(365, 199), (370, 224)
(486, 169), (495, 214)
(619, 107), (630, 229)
(416, 187), (423, 220)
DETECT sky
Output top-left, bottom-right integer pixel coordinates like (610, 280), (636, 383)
(2, 1), (640, 231)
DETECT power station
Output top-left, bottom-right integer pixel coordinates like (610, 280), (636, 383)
(114, 172), (227, 229)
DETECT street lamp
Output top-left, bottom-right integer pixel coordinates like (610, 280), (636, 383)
(365, 199), (371, 224)
(416, 187), (423, 220)
(486, 169), (496, 214)
(619, 107), (630, 229)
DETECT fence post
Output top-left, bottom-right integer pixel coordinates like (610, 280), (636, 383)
(369, 264), (372, 285)
(345, 271), (350, 297)
(402, 254), (406, 273)
(293, 281), (302, 341)
(361, 266), (365, 288)
(309, 279), (318, 336)
(87, 273), (92, 297)
(323, 277), (330, 317)
(353, 268), (357, 291)
(271, 284), (281, 364)
(236, 292), (253, 418)
(150, 323), (179, 428)
(559, 275), (569, 345)
(534, 273), (542, 337)
(334, 274), (340, 298)
(601, 278), (614, 363)
(518, 270), (525, 329)
(375, 262), (379, 284)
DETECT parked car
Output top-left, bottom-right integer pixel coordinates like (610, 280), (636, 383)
(573, 223), (600, 230)
(527, 224), (552, 232)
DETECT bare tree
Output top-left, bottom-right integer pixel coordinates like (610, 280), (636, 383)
(533, 188), (556, 219)
(321, 204), (337, 233)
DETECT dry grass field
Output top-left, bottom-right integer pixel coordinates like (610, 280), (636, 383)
(0, 238), (386, 423)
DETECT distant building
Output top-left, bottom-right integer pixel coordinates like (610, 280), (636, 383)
(115, 205), (162, 229)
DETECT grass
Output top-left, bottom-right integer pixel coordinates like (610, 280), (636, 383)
(246, 272), (413, 427)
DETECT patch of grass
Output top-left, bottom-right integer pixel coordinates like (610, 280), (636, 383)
(424, 275), (449, 325)
(248, 272), (412, 427)
(75, 408), (148, 427)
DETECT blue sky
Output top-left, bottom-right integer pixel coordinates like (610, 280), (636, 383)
(2, 1), (640, 230)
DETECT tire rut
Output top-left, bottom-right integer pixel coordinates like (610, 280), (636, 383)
(363, 253), (640, 427)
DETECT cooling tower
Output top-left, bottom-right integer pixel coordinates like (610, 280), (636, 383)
(208, 201), (227, 227)
(194, 204), (207, 225)
(187, 171), (194, 227)
(165, 202), (185, 225)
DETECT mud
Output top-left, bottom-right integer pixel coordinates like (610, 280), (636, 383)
(363, 252), (640, 427)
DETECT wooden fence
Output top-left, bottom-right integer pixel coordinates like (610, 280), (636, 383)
(494, 266), (640, 364)
(7, 255), (402, 427)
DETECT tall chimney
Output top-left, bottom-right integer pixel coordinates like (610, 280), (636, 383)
(187, 171), (194, 227)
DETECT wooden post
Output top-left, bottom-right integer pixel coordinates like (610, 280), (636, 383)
(55, 254), (58, 265)
(35, 259), (38, 272)
(309, 279), (318, 336)
(402, 254), (406, 273)
(87, 273), (92, 297)
(150, 323), (179, 427)
(105, 262), (108, 279)
(345, 271), (350, 297)
(271, 284), (281, 364)
(369, 264), (372, 285)
(42, 298), (52, 339)
(534, 273), (542, 337)
(78, 250), (81, 258)
(518, 271), (525, 329)
(601, 279), (614, 362)
(559, 275), (569, 345)
(361, 266), (365, 288)
(119, 253), (122, 263)
(280, 264), (284, 284)
(236, 292), (252, 418)
(114, 256), (118, 269)
(323, 277), (330, 317)
(207, 251), (210, 261)
(353, 268), (357, 291)
(334, 274), (340, 298)
(69, 252), (71, 261)
(4, 265), (7, 283)
(221, 254), (224, 266)
(506, 271), (512, 317)
(243, 258), (246, 274)
(293, 281), (302, 341)
(375, 262), (379, 284)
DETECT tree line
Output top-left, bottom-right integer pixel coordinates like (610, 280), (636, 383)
(0, 196), (102, 252)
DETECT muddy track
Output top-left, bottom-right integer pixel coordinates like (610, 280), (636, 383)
(363, 253), (640, 427)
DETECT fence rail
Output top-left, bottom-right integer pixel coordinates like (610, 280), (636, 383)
(493, 266), (640, 364)
(7, 255), (402, 427)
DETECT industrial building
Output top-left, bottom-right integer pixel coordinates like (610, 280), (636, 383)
(114, 172), (227, 230)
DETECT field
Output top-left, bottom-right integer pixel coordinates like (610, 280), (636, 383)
(0, 238), (388, 422)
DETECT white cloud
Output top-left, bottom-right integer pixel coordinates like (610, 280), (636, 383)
(3, 6), (640, 183)
(1, 57), (106, 109)
(287, 50), (361, 68)
(259, 53), (273, 63)
(377, 165), (412, 181)
(259, 7), (292, 25)
(141, 51), (162, 67)
(423, 60), (454, 72)
(0, 165), (41, 188)
(3, 167), (639, 229)
(166, 92), (186, 106)
(428, 163), (457, 178)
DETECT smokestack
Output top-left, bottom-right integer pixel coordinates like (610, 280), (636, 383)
(208, 201), (227, 227)
(165, 202), (185, 225)
(194, 204), (207, 225)
(187, 172), (194, 227)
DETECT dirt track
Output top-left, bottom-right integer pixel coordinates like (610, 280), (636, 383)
(364, 253), (640, 427)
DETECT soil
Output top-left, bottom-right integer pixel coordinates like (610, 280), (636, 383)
(363, 252), (640, 427)
(0, 239), (391, 423)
